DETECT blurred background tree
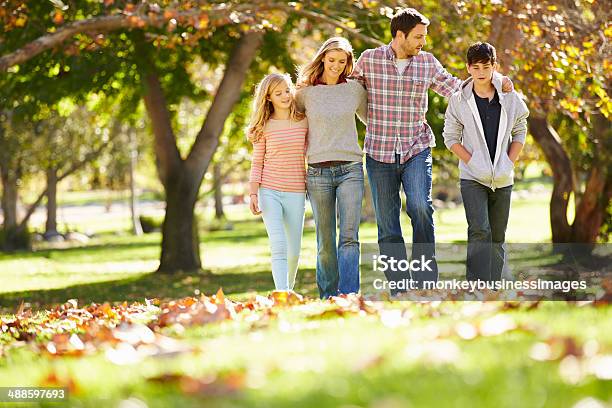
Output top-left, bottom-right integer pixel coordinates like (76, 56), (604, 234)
(1, 0), (609, 263)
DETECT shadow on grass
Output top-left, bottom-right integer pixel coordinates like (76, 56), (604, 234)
(0, 241), (161, 261)
(0, 267), (318, 314)
(0, 219), (273, 261)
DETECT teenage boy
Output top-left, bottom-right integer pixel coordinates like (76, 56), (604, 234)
(443, 42), (529, 282)
(352, 8), (512, 291)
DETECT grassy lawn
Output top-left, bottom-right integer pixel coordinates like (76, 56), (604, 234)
(0, 185), (610, 407)
(1, 186), (554, 308)
(0, 301), (610, 407)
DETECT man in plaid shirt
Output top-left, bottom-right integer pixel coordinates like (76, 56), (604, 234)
(352, 8), (511, 292)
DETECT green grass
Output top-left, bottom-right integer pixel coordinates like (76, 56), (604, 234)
(0, 189), (554, 311)
(22, 189), (162, 208)
(1, 185), (609, 407)
(0, 302), (610, 407)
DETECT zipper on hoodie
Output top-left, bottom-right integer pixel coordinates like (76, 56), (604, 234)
(489, 105), (507, 192)
(488, 151), (496, 191)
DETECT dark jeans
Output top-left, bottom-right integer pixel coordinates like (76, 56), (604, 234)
(307, 162), (364, 298)
(366, 148), (438, 291)
(460, 179), (512, 282)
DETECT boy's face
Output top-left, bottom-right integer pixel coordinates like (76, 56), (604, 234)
(396, 24), (427, 57)
(467, 61), (497, 85)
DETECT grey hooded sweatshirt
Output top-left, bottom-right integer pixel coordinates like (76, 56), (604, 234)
(443, 77), (529, 190)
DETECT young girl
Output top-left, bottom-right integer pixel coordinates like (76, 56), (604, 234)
(247, 73), (308, 292)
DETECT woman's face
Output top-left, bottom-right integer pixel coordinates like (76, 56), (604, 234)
(267, 81), (292, 111)
(322, 50), (348, 81)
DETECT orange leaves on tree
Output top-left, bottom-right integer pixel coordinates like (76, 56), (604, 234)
(129, 15), (146, 28)
(14, 15), (27, 27)
(167, 18), (177, 32)
(52, 11), (64, 25)
(196, 14), (209, 29)
(163, 9), (177, 21)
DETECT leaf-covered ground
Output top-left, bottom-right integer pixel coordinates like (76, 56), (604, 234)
(1, 290), (610, 408)
(1, 192), (609, 407)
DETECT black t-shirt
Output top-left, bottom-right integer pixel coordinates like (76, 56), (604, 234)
(473, 89), (501, 164)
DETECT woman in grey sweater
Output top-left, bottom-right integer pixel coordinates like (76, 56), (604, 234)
(296, 37), (367, 299)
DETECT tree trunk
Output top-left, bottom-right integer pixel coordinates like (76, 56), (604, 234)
(45, 167), (58, 236)
(0, 165), (29, 251)
(129, 130), (143, 236)
(571, 166), (611, 242)
(141, 31), (264, 273)
(571, 114), (612, 243)
(0, 166), (18, 229)
(185, 31), (265, 183)
(158, 168), (201, 272)
(213, 163), (225, 220)
(528, 115), (574, 242)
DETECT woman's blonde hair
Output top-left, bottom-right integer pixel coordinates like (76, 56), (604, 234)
(246, 73), (304, 143)
(297, 37), (355, 86)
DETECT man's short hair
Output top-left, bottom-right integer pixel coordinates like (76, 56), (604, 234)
(467, 42), (497, 65)
(390, 8), (430, 38)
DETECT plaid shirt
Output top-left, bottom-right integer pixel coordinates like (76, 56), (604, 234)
(352, 43), (462, 163)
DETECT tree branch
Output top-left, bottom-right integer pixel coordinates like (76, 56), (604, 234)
(0, 15), (129, 72)
(265, 4), (384, 47)
(141, 70), (182, 187)
(0, 4), (252, 72)
(197, 165), (235, 200)
(185, 30), (264, 180)
(16, 129), (115, 231)
(0, 3), (383, 72)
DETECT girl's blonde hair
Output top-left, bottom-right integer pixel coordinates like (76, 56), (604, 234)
(297, 37), (355, 86)
(246, 73), (304, 143)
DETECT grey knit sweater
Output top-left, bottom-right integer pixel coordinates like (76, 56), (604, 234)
(296, 80), (367, 164)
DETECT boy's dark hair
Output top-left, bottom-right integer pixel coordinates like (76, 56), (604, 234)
(390, 8), (430, 38)
(467, 42), (497, 65)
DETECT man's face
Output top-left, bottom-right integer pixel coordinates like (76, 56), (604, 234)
(397, 24), (428, 56)
(467, 61), (497, 85)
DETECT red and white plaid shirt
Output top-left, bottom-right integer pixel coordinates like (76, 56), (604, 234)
(352, 43), (462, 164)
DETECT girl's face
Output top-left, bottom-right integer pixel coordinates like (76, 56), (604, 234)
(267, 81), (292, 111)
(322, 50), (348, 81)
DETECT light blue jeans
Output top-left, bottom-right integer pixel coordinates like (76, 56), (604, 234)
(306, 162), (364, 298)
(259, 187), (306, 291)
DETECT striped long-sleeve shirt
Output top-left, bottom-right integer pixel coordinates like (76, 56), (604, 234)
(249, 118), (308, 193)
(351, 44), (462, 164)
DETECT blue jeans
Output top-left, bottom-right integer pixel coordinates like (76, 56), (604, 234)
(460, 179), (512, 282)
(259, 188), (306, 291)
(307, 162), (364, 298)
(366, 148), (438, 290)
